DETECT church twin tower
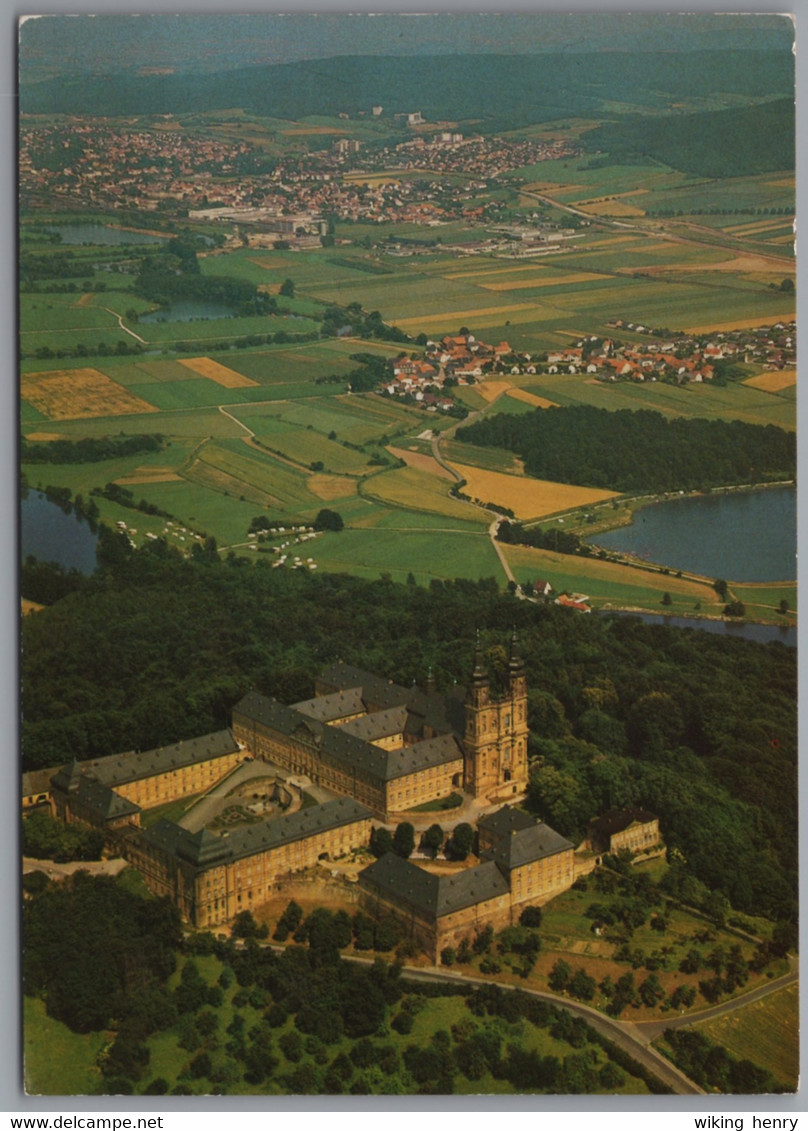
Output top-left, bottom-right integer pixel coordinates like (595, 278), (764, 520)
(463, 630), (529, 801)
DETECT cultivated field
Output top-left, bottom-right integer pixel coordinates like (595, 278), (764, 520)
(690, 984), (799, 1090)
(363, 465), (487, 524)
(743, 368), (796, 392)
(448, 461), (618, 521)
(178, 356), (259, 388)
(21, 368), (157, 421)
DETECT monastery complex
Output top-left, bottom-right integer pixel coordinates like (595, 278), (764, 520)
(22, 635), (659, 954)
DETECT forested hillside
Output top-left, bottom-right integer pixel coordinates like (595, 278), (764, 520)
(19, 51), (793, 130)
(457, 407), (796, 493)
(21, 544), (797, 922)
(584, 98), (794, 179)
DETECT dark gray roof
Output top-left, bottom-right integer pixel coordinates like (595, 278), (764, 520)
(478, 806), (537, 839)
(360, 853), (509, 919)
(293, 687), (366, 723)
(315, 663), (413, 712)
(66, 775), (140, 822)
(336, 705), (408, 742)
(56, 730), (240, 790)
(481, 823), (574, 872)
(22, 768), (56, 797)
(589, 807), (658, 838)
(233, 692), (463, 783)
(142, 798), (372, 872)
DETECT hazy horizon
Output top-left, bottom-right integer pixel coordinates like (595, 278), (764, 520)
(19, 12), (794, 83)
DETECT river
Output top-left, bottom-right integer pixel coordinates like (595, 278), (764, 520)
(591, 485), (796, 582)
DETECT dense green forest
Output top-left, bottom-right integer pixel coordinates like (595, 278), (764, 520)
(20, 51), (793, 134)
(584, 98), (794, 179)
(21, 542), (797, 924)
(457, 407), (796, 493)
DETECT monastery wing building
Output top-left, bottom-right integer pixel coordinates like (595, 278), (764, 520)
(359, 807), (575, 961)
(231, 633), (530, 818)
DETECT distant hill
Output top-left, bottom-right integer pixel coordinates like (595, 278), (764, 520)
(19, 50), (793, 130)
(584, 97), (794, 178)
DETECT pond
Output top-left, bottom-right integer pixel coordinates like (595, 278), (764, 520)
(140, 300), (237, 323)
(590, 486), (796, 582)
(21, 491), (98, 574)
(44, 224), (167, 246)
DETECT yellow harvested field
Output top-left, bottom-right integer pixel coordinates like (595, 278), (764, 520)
(308, 473), (357, 501)
(25, 432), (66, 441)
(506, 388), (557, 409)
(21, 368), (157, 421)
(634, 253), (793, 277)
(393, 304), (538, 330)
(576, 200), (646, 217)
(116, 468), (184, 485)
(178, 357), (259, 388)
(725, 218), (788, 236)
(685, 313), (795, 334)
(481, 271), (610, 292)
(475, 381), (516, 404)
(387, 445), (454, 479)
(743, 369), (796, 392)
(22, 598), (45, 616)
(448, 462), (617, 520)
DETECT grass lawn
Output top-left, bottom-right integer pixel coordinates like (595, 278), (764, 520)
(140, 793), (205, 829)
(311, 527), (499, 585)
(24, 997), (107, 1096)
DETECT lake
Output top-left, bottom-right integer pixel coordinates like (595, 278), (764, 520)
(601, 610), (796, 648)
(591, 486), (796, 582)
(140, 300), (236, 323)
(44, 224), (166, 246)
(21, 492), (99, 574)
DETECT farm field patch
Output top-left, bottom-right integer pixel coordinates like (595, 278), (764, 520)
(441, 439), (524, 475)
(506, 387), (557, 408)
(393, 303), (542, 330)
(475, 380), (518, 404)
(21, 368), (157, 421)
(103, 359), (205, 386)
(178, 356), (259, 387)
(686, 313), (795, 334)
(308, 473), (358, 502)
(523, 373), (795, 429)
(186, 440), (321, 515)
(387, 445), (454, 479)
(480, 271), (612, 292)
(312, 526), (498, 585)
(255, 428), (371, 474)
(742, 368), (796, 392)
(448, 461), (618, 520)
(689, 984), (799, 1090)
(362, 465), (487, 524)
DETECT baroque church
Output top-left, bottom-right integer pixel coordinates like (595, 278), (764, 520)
(231, 631), (530, 819)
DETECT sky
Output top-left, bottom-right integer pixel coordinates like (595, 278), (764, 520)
(18, 12), (795, 83)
